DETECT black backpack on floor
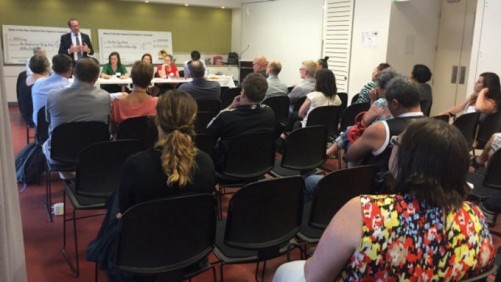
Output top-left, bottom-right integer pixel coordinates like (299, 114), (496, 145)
(15, 143), (46, 191)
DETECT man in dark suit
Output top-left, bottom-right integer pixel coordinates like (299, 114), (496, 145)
(58, 18), (94, 63)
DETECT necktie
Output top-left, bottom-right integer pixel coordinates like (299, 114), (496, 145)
(75, 34), (82, 59)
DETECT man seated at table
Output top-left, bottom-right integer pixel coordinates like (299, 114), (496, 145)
(183, 50), (208, 78)
(43, 58), (111, 166)
(178, 60), (220, 100)
(207, 73), (275, 168)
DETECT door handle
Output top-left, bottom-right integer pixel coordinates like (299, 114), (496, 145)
(459, 66), (466, 84)
(451, 66), (458, 84)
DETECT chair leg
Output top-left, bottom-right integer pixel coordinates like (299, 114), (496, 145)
(95, 262), (99, 282)
(219, 261), (225, 282)
(26, 124), (29, 145)
(44, 166), (53, 222)
(61, 191), (79, 277)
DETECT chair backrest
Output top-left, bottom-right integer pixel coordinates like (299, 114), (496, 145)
(75, 140), (145, 198)
(36, 106), (49, 144)
(433, 114), (450, 123)
(195, 112), (218, 134)
(281, 125), (327, 171)
(337, 92), (348, 112)
(453, 112), (480, 149)
(194, 134), (217, 160)
(262, 96), (290, 127)
(218, 131), (275, 179)
(310, 165), (378, 229)
(292, 96), (307, 112)
(420, 100), (432, 117)
(16, 71), (35, 127)
(224, 176), (303, 257)
(221, 87), (241, 109)
(306, 105), (343, 138)
(350, 93), (360, 105)
(50, 121), (110, 164)
(116, 116), (158, 148)
(196, 99), (221, 113)
(484, 148), (501, 190)
(476, 113), (501, 149)
(114, 194), (216, 274)
(339, 103), (370, 132)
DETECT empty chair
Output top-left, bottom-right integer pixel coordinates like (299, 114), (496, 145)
(453, 112), (480, 149)
(339, 102), (370, 132)
(45, 121), (110, 221)
(476, 113), (501, 150)
(195, 111), (218, 134)
(196, 99), (221, 113)
(306, 105), (343, 140)
(194, 134), (217, 160)
(214, 176), (304, 281)
(271, 125), (327, 177)
(337, 92), (348, 112)
(468, 149), (501, 200)
(221, 87), (241, 109)
(62, 140), (145, 277)
(297, 165), (377, 247)
(113, 194), (217, 282)
(116, 116), (158, 148)
(262, 95), (290, 136)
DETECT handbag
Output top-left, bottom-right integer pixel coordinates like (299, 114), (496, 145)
(346, 111), (367, 144)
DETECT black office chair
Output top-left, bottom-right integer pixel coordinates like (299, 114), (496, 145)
(337, 92), (348, 112)
(213, 176), (304, 281)
(433, 114), (450, 123)
(306, 105), (343, 140)
(468, 149), (501, 200)
(350, 93), (360, 105)
(453, 112), (480, 150)
(45, 121), (110, 222)
(194, 134), (217, 160)
(339, 102), (370, 133)
(116, 116), (158, 148)
(292, 96), (307, 112)
(16, 70), (35, 144)
(221, 87), (241, 108)
(195, 111), (218, 134)
(476, 113), (501, 150)
(262, 95), (290, 137)
(196, 99), (221, 113)
(113, 194), (217, 282)
(271, 125), (327, 177)
(297, 166), (377, 249)
(35, 106), (49, 145)
(62, 140), (144, 277)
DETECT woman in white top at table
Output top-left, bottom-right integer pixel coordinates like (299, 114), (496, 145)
(441, 72), (501, 118)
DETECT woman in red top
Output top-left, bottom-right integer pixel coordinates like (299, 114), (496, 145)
(155, 50), (178, 78)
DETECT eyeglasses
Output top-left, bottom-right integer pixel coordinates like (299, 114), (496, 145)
(390, 135), (400, 147)
(299, 68), (306, 71)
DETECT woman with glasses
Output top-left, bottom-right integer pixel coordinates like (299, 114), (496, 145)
(274, 118), (494, 281)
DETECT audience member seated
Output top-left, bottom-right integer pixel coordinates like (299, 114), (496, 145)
(325, 68), (397, 159)
(253, 55), (268, 77)
(155, 49), (179, 78)
(207, 73), (275, 168)
(288, 60), (317, 109)
(43, 58), (111, 165)
(87, 91), (215, 281)
(354, 62), (391, 104)
(110, 61), (158, 135)
(273, 118), (495, 281)
(297, 69), (341, 128)
(183, 50), (208, 78)
(345, 76), (423, 192)
(100, 51), (129, 79)
(178, 60), (221, 100)
(316, 56), (329, 70)
(19, 55), (51, 128)
(441, 72), (501, 118)
(265, 60), (288, 99)
(32, 54), (72, 127)
(411, 64), (433, 116)
(26, 47), (51, 76)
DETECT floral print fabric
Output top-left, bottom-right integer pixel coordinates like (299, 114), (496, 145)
(337, 194), (494, 281)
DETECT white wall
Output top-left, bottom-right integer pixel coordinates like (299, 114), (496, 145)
(387, 0), (440, 78)
(348, 0), (392, 97)
(231, 9), (242, 53)
(240, 0), (324, 86)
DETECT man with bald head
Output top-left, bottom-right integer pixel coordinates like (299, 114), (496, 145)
(178, 60), (220, 100)
(253, 55), (268, 77)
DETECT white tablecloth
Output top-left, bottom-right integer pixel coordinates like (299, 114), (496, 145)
(93, 75), (235, 88)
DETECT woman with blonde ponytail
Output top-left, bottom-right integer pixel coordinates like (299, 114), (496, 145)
(87, 90), (215, 281)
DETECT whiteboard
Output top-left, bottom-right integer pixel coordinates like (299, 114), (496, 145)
(2, 25), (91, 64)
(98, 29), (173, 65)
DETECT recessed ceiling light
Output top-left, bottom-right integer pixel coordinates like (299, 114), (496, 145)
(184, 3), (189, 6)
(221, 6), (225, 9)
(145, 0), (149, 3)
